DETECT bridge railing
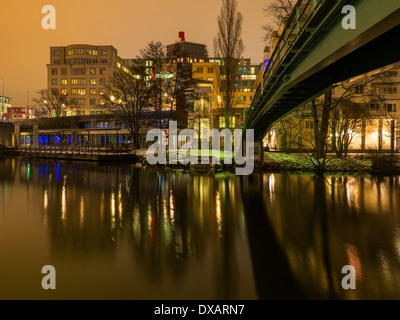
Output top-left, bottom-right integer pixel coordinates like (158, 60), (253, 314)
(245, 0), (328, 129)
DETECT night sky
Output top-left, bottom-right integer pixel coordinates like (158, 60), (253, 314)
(0, 0), (271, 107)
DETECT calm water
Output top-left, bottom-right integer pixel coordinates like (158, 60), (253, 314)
(0, 157), (399, 300)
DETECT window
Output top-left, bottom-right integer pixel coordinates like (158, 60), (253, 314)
(196, 67), (203, 73)
(90, 89), (97, 95)
(61, 89), (67, 95)
(388, 87), (397, 94)
(102, 50), (108, 56)
(72, 68), (86, 75)
(100, 98), (106, 105)
(99, 89), (106, 95)
(101, 59), (108, 64)
(305, 120), (314, 129)
(90, 78), (96, 85)
(370, 103), (380, 110)
(90, 98), (96, 105)
(219, 116), (235, 128)
(54, 60), (60, 64)
(51, 79), (58, 85)
(99, 78), (106, 85)
(51, 68), (58, 75)
(71, 98), (86, 105)
(90, 68), (96, 75)
(71, 78), (86, 85)
(54, 50), (61, 57)
(207, 67), (214, 73)
(100, 68), (106, 75)
(61, 68), (67, 75)
(242, 96), (246, 102)
(71, 89), (86, 95)
(61, 79), (67, 85)
(51, 88), (58, 95)
(384, 104), (397, 112)
(207, 77), (213, 81)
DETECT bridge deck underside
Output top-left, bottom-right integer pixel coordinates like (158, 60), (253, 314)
(251, 11), (400, 140)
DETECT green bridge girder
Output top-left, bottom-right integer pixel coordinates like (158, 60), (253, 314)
(246, 0), (400, 140)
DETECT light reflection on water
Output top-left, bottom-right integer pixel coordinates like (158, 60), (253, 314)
(0, 158), (400, 299)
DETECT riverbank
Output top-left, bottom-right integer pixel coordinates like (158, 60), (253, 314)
(264, 152), (400, 175)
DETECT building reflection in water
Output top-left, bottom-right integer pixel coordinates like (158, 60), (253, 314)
(1, 157), (400, 299)
(262, 173), (400, 299)
(2, 158), (255, 299)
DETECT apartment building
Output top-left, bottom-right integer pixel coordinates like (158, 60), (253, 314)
(47, 44), (132, 116)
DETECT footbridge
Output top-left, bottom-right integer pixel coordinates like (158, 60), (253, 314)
(245, 0), (400, 140)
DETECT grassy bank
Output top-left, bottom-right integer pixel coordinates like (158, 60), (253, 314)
(266, 152), (374, 173)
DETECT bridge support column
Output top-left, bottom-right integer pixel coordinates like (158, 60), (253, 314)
(72, 132), (77, 146)
(33, 125), (39, 147)
(255, 140), (264, 165)
(14, 125), (20, 148)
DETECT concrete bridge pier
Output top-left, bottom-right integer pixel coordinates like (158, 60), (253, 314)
(14, 124), (20, 148)
(33, 125), (39, 147)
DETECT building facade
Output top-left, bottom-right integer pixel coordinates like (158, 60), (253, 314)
(47, 44), (132, 116)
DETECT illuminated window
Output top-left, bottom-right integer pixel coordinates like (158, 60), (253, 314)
(100, 98), (105, 105)
(71, 78), (86, 85)
(71, 89), (86, 95)
(117, 62), (121, 68)
(61, 89), (67, 95)
(61, 79), (67, 85)
(207, 77), (213, 81)
(90, 78), (96, 85)
(90, 68), (96, 75)
(90, 89), (97, 95)
(219, 116), (235, 128)
(102, 50), (108, 56)
(99, 89), (105, 95)
(100, 68), (106, 75)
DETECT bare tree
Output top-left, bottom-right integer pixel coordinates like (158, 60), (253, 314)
(139, 41), (167, 129)
(214, 0), (244, 130)
(104, 66), (152, 151)
(278, 108), (306, 153)
(32, 88), (73, 118)
(262, 0), (296, 42)
(164, 41), (189, 120)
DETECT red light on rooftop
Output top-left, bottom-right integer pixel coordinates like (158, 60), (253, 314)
(179, 32), (185, 42)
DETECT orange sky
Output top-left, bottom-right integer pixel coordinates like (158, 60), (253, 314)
(0, 0), (270, 107)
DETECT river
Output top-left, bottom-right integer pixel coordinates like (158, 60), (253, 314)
(0, 157), (399, 299)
